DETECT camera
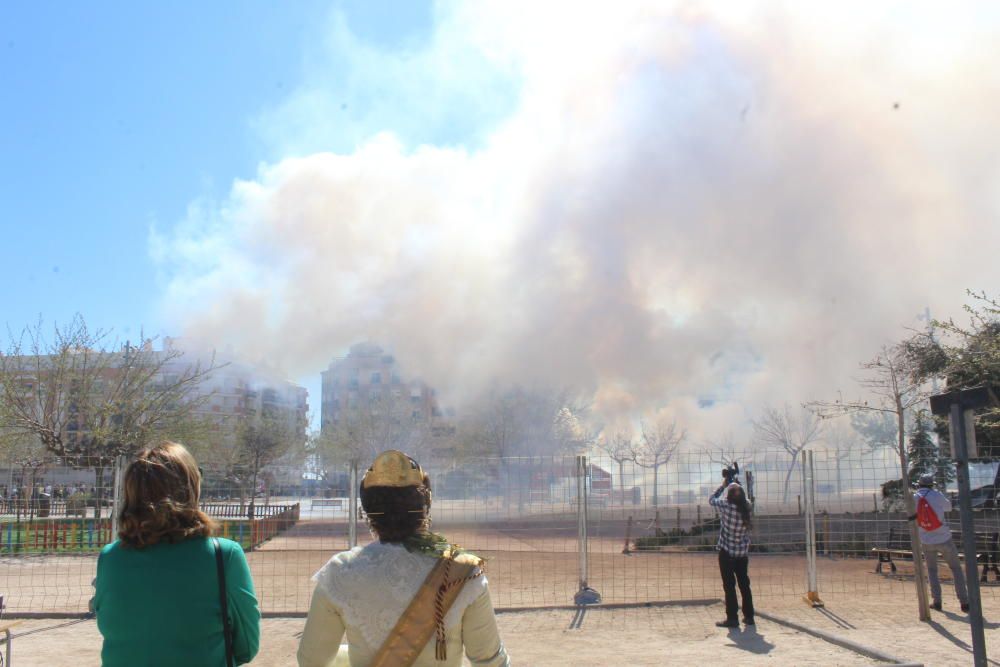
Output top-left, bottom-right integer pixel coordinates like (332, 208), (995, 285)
(722, 462), (740, 485)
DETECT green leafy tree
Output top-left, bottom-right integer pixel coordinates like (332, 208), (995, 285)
(905, 291), (1000, 456)
(907, 410), (954, 487)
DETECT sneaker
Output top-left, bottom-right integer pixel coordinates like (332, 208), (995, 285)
(961, 603), (970, 613)
(743, 617), (755, 626)
(716, 619), (739, 628)
(930, 601), (942, 611)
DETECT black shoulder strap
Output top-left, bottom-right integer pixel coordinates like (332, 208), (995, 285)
(214, 537), (236, 667)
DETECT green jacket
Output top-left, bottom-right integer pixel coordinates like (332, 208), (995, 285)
(94, 536), (260, 666)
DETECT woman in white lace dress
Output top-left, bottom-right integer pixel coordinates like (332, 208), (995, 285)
(297, 450), (510, 667)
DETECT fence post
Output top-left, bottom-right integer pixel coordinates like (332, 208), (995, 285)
(823, 512), (831, 557)
(110, 455), (125, 542)
(574, 455), (600, 605)
(348, 460), (358, 549)
(803, 451), (823, 607)
(947, 400), (988, 664)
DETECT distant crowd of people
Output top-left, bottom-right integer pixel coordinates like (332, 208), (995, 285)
(0, 483), (101, 502)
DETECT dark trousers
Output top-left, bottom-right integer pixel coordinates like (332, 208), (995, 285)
(719, 549), (754, 621)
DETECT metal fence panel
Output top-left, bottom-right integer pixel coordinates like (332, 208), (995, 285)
(1, 450), (997, 615)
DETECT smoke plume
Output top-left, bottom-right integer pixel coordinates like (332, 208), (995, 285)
(152, 1), (1000, 437)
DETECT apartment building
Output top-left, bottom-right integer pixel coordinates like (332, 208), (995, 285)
(160, 339), (309, 459)
(320, 342), (441, 432)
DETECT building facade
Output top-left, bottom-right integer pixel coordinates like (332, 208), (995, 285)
(320, 343), (439, 432)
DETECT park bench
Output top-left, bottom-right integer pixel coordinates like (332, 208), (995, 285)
(872, 527), (912, 574)
(871, 527), (1000, 581)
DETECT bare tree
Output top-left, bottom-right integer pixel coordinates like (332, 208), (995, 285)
(236, 414), (301, 522)
(0, 318), (217, 518)
(806, 344), (928, 491)
(805, 342), (934, 619)
(705, 433), (747, 469)
(705, 434), (756, 502)
(320, 394), (430, 467)
(752, 404), (822, 504)
(595, 427), (635, 502)
(634, 417), (685, 508)
(821, 421), (861, 496)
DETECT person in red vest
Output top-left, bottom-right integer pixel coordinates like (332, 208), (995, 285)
(911, 473), (969, 612)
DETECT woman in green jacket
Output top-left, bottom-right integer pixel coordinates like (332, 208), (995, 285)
(93, 441), (260, 666)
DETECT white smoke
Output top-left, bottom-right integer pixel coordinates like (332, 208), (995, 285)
(151, 1), (1000, 438)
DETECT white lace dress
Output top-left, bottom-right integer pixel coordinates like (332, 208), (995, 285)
(297, 542), (509, 667)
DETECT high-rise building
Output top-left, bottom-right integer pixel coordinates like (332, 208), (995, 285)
(320, 343), (440, 433)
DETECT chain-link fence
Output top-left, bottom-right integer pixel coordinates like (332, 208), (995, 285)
(1, 449), (998, 616)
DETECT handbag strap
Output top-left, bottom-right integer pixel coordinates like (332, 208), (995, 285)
(213, 537), (236, 667)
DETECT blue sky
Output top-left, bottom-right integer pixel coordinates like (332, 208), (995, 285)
(3, 2), (998, 434)
(0, 0), (439, 343)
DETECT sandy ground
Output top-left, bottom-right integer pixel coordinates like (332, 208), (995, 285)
(16, 596), (1000, 666)
(6, 509), (1000, 664)
(9, 517), (991, 614)
(13, 604), (887, 666)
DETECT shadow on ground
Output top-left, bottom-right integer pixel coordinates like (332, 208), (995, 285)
(725, 626), (775, 655)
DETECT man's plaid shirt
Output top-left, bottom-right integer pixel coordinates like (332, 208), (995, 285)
(709, 485), (751, 557)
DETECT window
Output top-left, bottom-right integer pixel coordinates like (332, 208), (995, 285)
(371, 371), (381, 384)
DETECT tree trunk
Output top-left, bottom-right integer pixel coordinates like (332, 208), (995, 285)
(501, 460), (511, 510)
(617, 459), (625, 505)
(27, 469), (36, 521)
(782, 454), (799, 505)
(652, 464), (659, 508)
(836, 456), (843, 496)
(94, 465), (105, 520)
(238, 480), (246, 514)
(248, 465), (259, 523)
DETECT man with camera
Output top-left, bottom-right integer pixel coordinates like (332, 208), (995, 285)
(710, 464), (755, 628)
(909, 473), (969, 612)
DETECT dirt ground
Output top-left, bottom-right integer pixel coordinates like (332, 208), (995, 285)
(14, 604), (888, 666)
(6, 510), (1000, 664)
(8, 517), (985, 615)
(18, 592), (1000, 666)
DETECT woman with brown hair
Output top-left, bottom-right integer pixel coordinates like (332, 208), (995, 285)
(93, 441), (260, 666)
(297, 450), (509, 667)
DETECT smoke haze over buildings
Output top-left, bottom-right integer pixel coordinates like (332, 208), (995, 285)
(152, 1), (1000, 439)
